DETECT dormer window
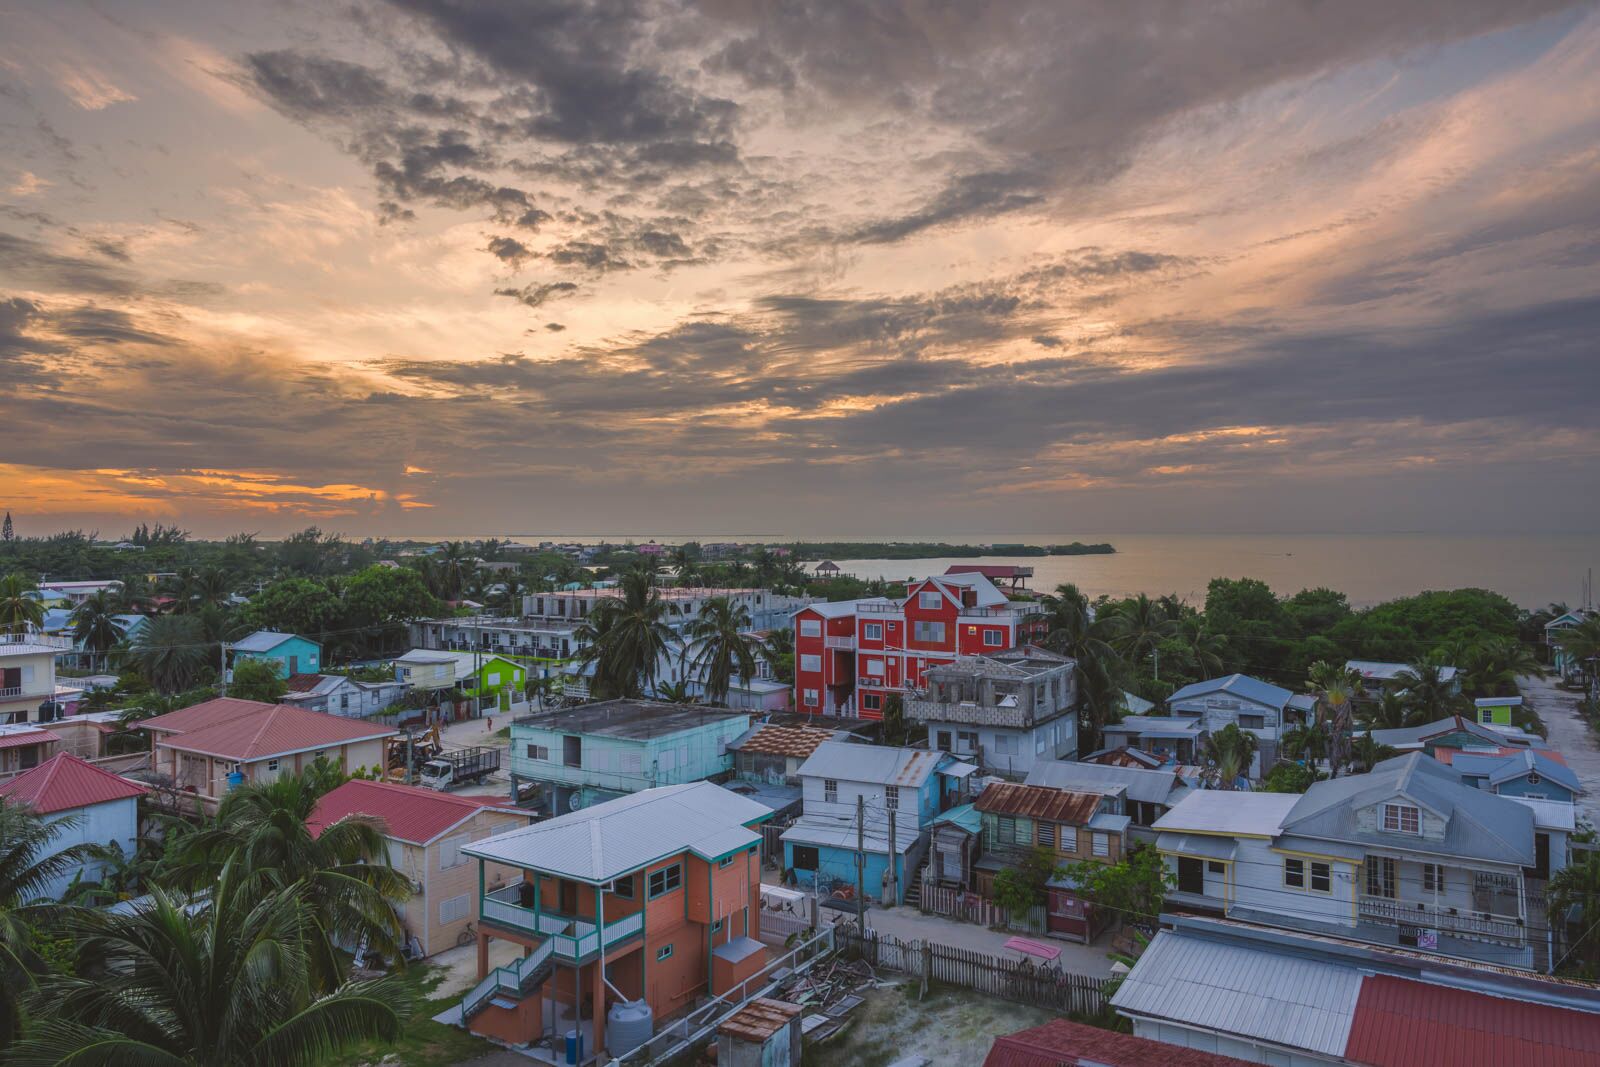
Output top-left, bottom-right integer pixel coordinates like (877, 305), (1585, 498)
(1382, 802), (1420, 835)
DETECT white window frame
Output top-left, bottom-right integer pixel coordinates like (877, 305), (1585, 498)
(1423, 863), (1443, 892)
(884, 785), (899, 811)
(913, 621), (946, 643)
(439, 893), (470, 926)
(803, 688), (819, 706)
(919, 591), (943, 610)
(799, 619), (821, 637)
(439, 833), (471, 871)
(800, 654), (822, 672)
(1382, 803), (1420, 835)
(863, 623), (883, 641)
(1092, 833), (1110, 858)
(984, 629), (1003, 647)
(823, 779), (838, 804)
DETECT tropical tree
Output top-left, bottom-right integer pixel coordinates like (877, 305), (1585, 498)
(684, 596), (757, 707)
(195, 565), (233, 609)
(1361, 690), (1416, 731)
(667, 545), (701, 587)
(1308, 660), (1362, 777)
(128, 614), (212, 693)
(1347, 734), (1397, 774)
(230, 657), (289, 703)
(0, 800), (92, 1044)
(1554, 618), (1600, 697)
(115, 572), (156, 614)
(1201, 724), (1258, 790)
(1550, 851), (1600, 977)
(1105, 594), (1176, 678)
(575, 568), (675, 699)
(0, 571), (43, 634)
(757, 627), (795, 685)
(1450, 635), (1544, 698)
(9, 863), (410, 1066)
(165, 771), (410, 991)
(70, 589), (123, 672)
(438, 541), (473, 598)
(1281, 723), (1327, 766)
(1033, 584), (1124, 752)
(1392, 656), (1465, 723)
(653, 680), (701, 705)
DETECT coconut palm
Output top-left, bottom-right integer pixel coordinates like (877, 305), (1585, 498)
(0, 800), (93, 1044)
(575, 567), (675, 699)
(9, 862), (410, 1066)
(1308, 660), (1362, 777)
(1106, 594), (1176, 675)
(437, 541), (473, 599)
(1361, 690), (1416, 731)
(0, 572), (43, 635)
(165, 772), (410, 992)
(1392, 656), (1464, 723)
(685, 596), (757, 707)
(128, 614), (211, 693)
(1281, 723), (1327, 766)
(1201, 724), (1258, 791)
(1176, 618), (1227, 679)
(70, 589), (124, 672)
(757, 627), (795, 685)
(195, 565), (233, 609)
(1033, 584), (1124, 751)
(1347, 735), (1397, 774)
(654, 680), (701, 705)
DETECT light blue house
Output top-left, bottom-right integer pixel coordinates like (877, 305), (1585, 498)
(781, 741), (973, 906)
(0, 753), (144, 900)
(230, 631), (322, 678)
(508, 699), (751, 814)
(1451, 749), (1582, 803)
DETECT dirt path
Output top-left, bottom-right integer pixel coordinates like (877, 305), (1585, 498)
(1522, 673), (1600, 828)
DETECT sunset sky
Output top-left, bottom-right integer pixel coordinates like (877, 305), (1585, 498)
(3, 0), (1598, 538)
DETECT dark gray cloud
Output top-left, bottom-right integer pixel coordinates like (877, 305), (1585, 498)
(486, 235), (532, 266)
(493, 281), (578, 308)
(0, 231), (136, 295)
(850, 169), (1045, 245)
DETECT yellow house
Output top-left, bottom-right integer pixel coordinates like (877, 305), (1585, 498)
(309, 778), (533, 957)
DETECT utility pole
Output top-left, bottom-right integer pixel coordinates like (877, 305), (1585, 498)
(887, 798), (897, 907)
(856, 794), (868, 930)
(219, 642), (230, 697)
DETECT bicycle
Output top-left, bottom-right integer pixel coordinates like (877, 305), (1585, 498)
(457, 921), (477, 947)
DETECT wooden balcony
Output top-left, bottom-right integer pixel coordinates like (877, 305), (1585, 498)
(479, 885), (644, 962)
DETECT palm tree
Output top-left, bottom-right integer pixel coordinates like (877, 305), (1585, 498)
(685, 596), (757, 707)
(10, 862), (410, 1066)
(70, 589), (123, 672)
(116, 572), (155, 614)
(1202, 724), (1258, 791)
(1452, 635), (1544, 698)
(1346, 734), (1396, 774)
(438, 541), (473, 599)
(1106, 594), (1176, 677)
(1392, 656), (1464, 723)
(0, 572), (43, 635)
(1281, 723), (1327, 766)
(575, 568), (674, 698)
(1177, 618), (1226, 679)
(166, 772), (410, 992)
(165, 565), (202, 612)
(1308, 660), (1362, 777)
(758, 627), (795, 685)
(128, 614), (211, 693)
(1550, 851), (1600, 977)
(1033, 584), (1125, 751)
(195, 565), (233, 609)
(1361, 690), (1416, 731)
(654, 680), (701, 705)
(1, 800), (92, 1044)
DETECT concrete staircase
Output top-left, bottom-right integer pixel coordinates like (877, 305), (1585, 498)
(461, 939), (556, 1021)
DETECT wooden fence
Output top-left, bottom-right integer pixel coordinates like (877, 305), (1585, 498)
(834, 925), (1109, 1016)
(920, 882), (1045, 934)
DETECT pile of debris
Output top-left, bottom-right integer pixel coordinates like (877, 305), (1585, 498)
(767, 955), (887, 1044)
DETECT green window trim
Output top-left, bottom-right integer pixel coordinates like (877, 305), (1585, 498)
(656, 944), (673, 961)
(648, 863), (682, 900)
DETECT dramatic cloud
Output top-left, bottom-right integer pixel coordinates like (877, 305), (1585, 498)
(0, 0), (1596, 537)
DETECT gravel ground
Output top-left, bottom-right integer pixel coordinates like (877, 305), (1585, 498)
(1522, 673), (1600, 828)
(816, 981), (1060, 1067)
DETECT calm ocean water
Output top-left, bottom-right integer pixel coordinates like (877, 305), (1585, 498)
(407, 532), (1596, 611)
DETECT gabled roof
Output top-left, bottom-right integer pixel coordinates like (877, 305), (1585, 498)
(462, 781), (768, 883)
(136, 697), (395, 762)
(795, 740), (946, 787)
(1154, 791), (1300, 837)
(308, 779), (524, 846)
(0, 725), (56, 751)
(0, 753), (145, 814)
(1280, 752), (1535, 867)
(1451, 749), (1582, 795)
(730, 723), (841, 759)
(1025, 759), (1185, 806)
(984, 1019), (1256, 1067)
(1168, 674), (1295, 711)
(975, 782), (1102, 825)
(910, 572), (1010, 609)
(1347, 659), (1458, 684)
(232, 630), (314, 653)
(284, 673), (345, 695)
(1369, 714), (1528, 751)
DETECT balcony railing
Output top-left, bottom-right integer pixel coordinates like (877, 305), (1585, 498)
(480, 885), (645, 962)
(0, 632), (72, 651)
(1358, 895), (1524, 942)
(823, 635), (855, 650)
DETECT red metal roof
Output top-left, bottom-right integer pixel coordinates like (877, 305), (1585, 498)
(975, 782), (1103, 825)
(0, 752), (146, 814)
(308, 778), (527, 845)
(0, 728), (56, 751)
(137, 697), (394, 761)
(984, 1019), (1255, 1067)
(1345, 975), (1600, 1067)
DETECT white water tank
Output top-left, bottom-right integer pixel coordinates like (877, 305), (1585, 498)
(606, 999), (653, 1055)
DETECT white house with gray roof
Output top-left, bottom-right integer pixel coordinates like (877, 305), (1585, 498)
(1025, 759), (1193, 841)
(1154, 752), (1568, 970)
(1111, 674), (1314, 776)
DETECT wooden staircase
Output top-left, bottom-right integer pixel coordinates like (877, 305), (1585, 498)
(904, 864), (927, 910)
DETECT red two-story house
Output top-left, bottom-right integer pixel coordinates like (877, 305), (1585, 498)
(792, 573), (1037, 720)
(459, 782), (773, 1061)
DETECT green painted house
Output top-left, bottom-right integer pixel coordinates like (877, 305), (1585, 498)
(1473, 696), (1521, 727)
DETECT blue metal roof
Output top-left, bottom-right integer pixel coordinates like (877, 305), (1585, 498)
(1451, 750), (1581, 795)
(1167, 674), (1294, 711)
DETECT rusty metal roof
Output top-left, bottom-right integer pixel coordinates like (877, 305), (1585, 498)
(975, 782), (1102, 824)
(717, 998), (802, 1043)
(733, 723), (839, 759)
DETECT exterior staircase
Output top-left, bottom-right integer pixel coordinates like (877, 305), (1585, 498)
(461, 938), (556, 1021)
(905, 864), (926, 910)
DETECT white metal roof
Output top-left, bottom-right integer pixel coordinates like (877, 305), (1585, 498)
(1111, 929), (1361, 1058)
(795, 740), (946, 787)
(461, 781), (766, 883)
(1152, 790), (1299, 837)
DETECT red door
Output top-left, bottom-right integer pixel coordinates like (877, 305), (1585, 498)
(1046, 888), (1090, 942)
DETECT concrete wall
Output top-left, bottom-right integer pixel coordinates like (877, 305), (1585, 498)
(35, 797), (138, 900)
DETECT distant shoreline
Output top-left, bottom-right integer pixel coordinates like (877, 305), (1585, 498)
(792, 541), (1115, 561)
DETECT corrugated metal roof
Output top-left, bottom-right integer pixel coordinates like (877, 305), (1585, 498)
(1024, 759), (1183, 806)
(1452, 749), (1582, 794)
(0, 726), (55, 751)
(718, 998), (802, 1043)
(138, 697), (395, 761)
(975, 782), (1102, 825)
(1152, 790), (1299, 837)
(795, 740), (945, 787)
(1344, 974), (1600, 1067)
(463, 781), (767, 882)
(0, 753), (145, 814)
(1168, 673), (1295, 711)
(983, 1019), (1257, 1067)
(732, 723), (840, 759)
(308, 779), (526, 846)
(1111, 929), (1361, 1058)
(231, 630), (305, 653)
